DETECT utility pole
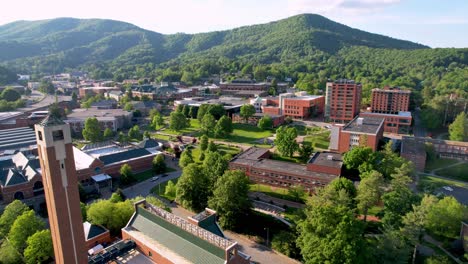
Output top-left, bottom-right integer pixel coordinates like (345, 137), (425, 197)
(264, 227), (269, 247)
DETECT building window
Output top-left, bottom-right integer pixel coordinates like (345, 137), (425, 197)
(52, 130), (64, 141)
(38, 131), (43, 141)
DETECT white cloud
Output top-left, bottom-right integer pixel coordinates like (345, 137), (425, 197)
(287, 0), (401, 16)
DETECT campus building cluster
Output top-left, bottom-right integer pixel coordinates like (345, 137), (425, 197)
(229, 147), (342, 193)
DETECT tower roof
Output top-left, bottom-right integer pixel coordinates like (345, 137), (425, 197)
(38, 114), (65, 127)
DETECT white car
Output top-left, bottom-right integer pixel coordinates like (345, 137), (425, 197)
(150, 176), (159, 182)
(442, 186), (453, 192)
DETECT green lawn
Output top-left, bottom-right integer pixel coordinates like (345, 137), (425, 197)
(303, 131), (330, 150)
(270, 153), (301, 164)
(151, 178), (179, 201)
(133, 167), (177, 182)
(151, 133), (171, 141)
(425, 158), (459, 172)
(191, 143), (241, 163)
(220, 123), (273, 145)
(418, 173), (468, 191)
(434, 162), (468, 182)
(161, 119), (201, 136)
(250, 183), (307, 203)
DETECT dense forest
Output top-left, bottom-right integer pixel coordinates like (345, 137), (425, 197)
(0, 14), (466, 127)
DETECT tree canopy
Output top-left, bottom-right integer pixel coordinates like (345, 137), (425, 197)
(448, 112), (467, 142)
(82, 117), (102, 142)
(275, 126), (299, 157)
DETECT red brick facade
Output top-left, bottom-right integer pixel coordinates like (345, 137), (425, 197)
(325, 80), (362, 123)
(371, 87), (410, 114)
(360, 112), (412, 134)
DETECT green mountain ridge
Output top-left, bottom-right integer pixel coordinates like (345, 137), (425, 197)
(0, 14), (429, 71)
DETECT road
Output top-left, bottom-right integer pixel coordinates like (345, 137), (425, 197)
(121, 169), (182, 199)
(413, 109), (427, 138)
(18, 94), (72, 113)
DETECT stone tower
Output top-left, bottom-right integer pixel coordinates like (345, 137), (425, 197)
(35, 115), (87, 264)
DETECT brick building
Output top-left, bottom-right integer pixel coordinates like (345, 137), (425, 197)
(400, 136), (468, 171)
(229, 148), (341, 193)
(325, 79), (362, 123)
(65, 108), (132, 132)
(360, 87), (412, 134)
(0, 141), (161, 204)
(330, 116), (385, 153)
(254, 93), (325, 119)
(219, 79), (270, 97)
(84, 221), (112, 249)
(79, 86), (120, 98)
(122, 200), (250, 264)
(371, 87), (411, 114)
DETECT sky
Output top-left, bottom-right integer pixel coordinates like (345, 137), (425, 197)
(0, 0), (467, 48)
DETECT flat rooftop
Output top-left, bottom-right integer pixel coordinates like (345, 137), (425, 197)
(66, 108), (131, 119)
(0, 127), (37, 152)
(231, 147), (338, 180)
(342, 116), (384, 134)
(362, 111), (412, 118)
(401, 137), (426, 156)
(308, 152), (343, 169)
(125, 204), (233, 264)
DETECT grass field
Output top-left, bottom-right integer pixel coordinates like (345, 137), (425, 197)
(418, 173), (468, 191)
(191, 143), (241, 163)
(250, 183), (307, 203)
(425, 158), (459, 172)
(222, 123), (273, 145)
(162, 119), (201, 136)
(434, 162), (468, 182)
(133, 167), (177, 182)
(303, 130), (330, 150)
(270, 153), (301, 164)
(151, 178), (179, 201)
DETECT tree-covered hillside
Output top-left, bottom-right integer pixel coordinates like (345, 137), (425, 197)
(0, 14), (427, 73)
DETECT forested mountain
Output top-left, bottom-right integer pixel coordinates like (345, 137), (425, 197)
(0, 14), (427, 73)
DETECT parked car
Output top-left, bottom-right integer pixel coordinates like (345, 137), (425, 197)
(162, 174), (169, 177)
(150, 176), (159, 182)
(442, 186), (453, 192)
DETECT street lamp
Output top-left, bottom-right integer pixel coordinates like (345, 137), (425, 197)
(264, 227), (269, 247)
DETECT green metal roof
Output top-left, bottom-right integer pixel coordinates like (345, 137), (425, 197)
(129, 207), (226, 264)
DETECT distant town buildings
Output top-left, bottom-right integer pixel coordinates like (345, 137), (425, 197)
(65, 108), (132, 132)
(325, 79), (362, 123)
(229, 147), (341, 193)
(329, 116), (385, 153)
(174, 96), (247, 117)
(220, 79), (271, 97)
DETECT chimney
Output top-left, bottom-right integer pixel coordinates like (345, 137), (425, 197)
(327, 155), (333, 161)
(357, 117), (364, 126)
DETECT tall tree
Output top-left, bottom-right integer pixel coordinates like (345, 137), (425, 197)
(176, 164), (210, 211)
(103, 127), (114, 139)
(214, 115), (233, 138)
(169, 111), (189, 131)
(0, 200), (30, 238)
(128, 125), (142, 140)
(183, 105), (190, 117)
(296, 185), (368, 264)
(202, 151), (229, 188)
(448, 112), (467, 142)
(1, 88), (21, 102)
(8, 210), (46, 252)
(425, 196), (468, 239)
(257, 115), (273, 130)
(240, 104), (256, 123)
(343, 147), (373, 171)
(275, 126), (299, 157)
(298, 144), (313, 162)
(152, 113), (164, 130)
(179, 148), (194, 168)
(357, 171), (384, 222)
(152, 154), (167, 174)
(82, 117), (102, 142)
(24, 230), (54, 264)
(87, 199), (134, 235)
(201, 113), (216, 135)
(200, 135), (209, 152)
(119, 164), (134, 185)
(208, 170), (251, 229)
